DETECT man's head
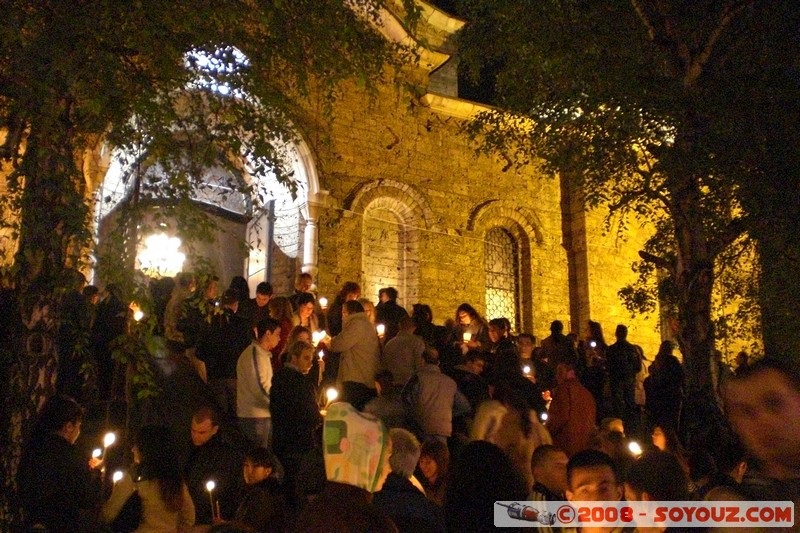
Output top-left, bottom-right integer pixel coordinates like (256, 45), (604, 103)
(398, 316), (416, 333)
(38, 394), (84, 444)
(203, 275), (219, 300)
(176, 272), (196, 292)
(555, 361), (577, 385)
(255, 281), (273, 308)
(600, 417), (625, 436)
(724, 357), (800, 478)
(342, 299), (364, 318)
(295, 272), (313, 293)
(550, 320), (564, 335)
(422, 347), (440, 366)
(287, 340), (315, 375)
(531, 445), (568, 496)
(566, 450), (622, 502)
(380, 287), (398, 303)
(255, 317), (281, 351)
(464, 350), (487, 375)
(191, 406), (219, 447)
(243, 447), (275, 485)
(517, 333), (535, 357)
(615, 324), (628, 340)
(388, 428), (421, 478)
(221, 288), (240, 312)
(488, 318), (508, 343)
(624, 450), (689, 501)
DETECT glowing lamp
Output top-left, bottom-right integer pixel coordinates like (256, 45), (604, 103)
(137, 233), (186, 278)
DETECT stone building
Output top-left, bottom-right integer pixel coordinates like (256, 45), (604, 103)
(79, 2), (663, 353)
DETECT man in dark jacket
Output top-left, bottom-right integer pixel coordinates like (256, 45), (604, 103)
(375, 287), (408, 343)
(17, 395), (103, 532)
(185, 406), (245, 525)
(606, 324), (641, 431)
(270, 340), (324, 509)
(196, 289), (253, 422)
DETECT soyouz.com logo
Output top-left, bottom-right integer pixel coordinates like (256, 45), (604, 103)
(494, 501), (794, 528)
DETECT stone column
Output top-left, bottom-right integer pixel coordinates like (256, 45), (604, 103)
(301, 190), (329, 279)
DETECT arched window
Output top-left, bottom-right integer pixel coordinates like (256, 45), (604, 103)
(484, 227), (520, 332)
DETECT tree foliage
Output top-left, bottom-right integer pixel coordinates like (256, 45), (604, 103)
(455, 0), (800, 390)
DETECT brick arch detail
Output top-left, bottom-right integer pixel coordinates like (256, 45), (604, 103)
(466, 199), (545, 246)
(345, 179), (437, 231)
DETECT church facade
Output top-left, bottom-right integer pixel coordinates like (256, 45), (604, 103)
(82, 1), (664, 353)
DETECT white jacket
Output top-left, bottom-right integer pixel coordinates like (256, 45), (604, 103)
(236, 342), (273, 418)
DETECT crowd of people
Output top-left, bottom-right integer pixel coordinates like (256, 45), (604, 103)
(16, 272), (800, 532)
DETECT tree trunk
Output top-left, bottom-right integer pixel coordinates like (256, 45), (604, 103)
(671, 177), (715, 394)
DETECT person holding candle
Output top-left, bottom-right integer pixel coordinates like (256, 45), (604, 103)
(185, 406), (245, 525)
(291, 292), (319, 332)
(102, 425), (195, 532)
(374, 287), (408, 343)
(329, 300), (381, 410)
(270, 340), (324, 511)
(237, 317), (281, 448)
(454, 303), (489, 353)
(17, 394), (104, 532)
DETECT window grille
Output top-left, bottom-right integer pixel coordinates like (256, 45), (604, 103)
(484, 227), (520, 332)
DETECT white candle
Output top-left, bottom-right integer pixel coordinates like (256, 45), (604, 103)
(206, 480), (217, 520)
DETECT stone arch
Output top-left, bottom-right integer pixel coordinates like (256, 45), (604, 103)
(468, 200), (543, 333)
(347, 180), (431, 308)
(92, 131), (322, 293)
(345, 179), (437, 231)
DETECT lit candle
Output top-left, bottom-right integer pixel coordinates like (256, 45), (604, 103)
(112, 470), (124, 484)
(92, 448), (102, 459)
(133, 309), (144, 322)
(540, 412), (548, 422)
(522, 365), (531, 376)
(628, 441), (643, 456)
(376, 324), (385, 337)
(318, 350), (324, 361)
(103, 432), (117, 448)
(206, 480), (217, 520)
(319, 297), (328, 309)
(462, 332), (472, 343)
(324, 387), (339, 411)
(312, 330), (326, 346)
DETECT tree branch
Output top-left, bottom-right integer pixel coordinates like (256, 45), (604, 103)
(639, 249), (674, 273)
(686, 0), (757, 85)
